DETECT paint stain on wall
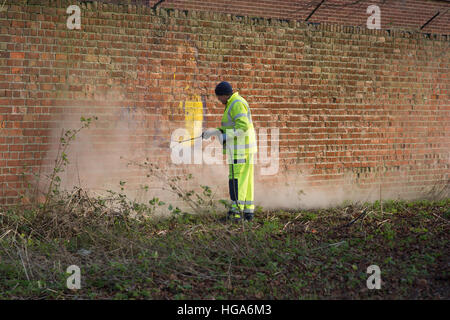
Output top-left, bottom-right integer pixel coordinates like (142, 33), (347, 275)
(179, 85), (204, 145)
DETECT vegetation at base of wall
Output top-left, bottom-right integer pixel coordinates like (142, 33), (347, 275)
(0, 118), (448, 299)
(0, 197), (448, 299)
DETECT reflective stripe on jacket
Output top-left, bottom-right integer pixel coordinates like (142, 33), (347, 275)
(218, 92), (257, 158)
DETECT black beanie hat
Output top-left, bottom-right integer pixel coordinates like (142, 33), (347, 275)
(215, 81), (233, 96)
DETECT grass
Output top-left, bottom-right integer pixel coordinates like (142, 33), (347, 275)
(0, 196), (448, 299)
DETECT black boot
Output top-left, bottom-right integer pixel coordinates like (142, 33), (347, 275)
(244, 213), (254, 221)
(219, 211), (242, 223)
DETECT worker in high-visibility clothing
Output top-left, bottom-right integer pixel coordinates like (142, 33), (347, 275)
(203, 82), (257, 221)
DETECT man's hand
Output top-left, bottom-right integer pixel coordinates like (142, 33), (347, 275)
(202, 128), (222, 140)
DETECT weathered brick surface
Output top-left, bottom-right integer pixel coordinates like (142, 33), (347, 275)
(150, 0), (450, 35)
(0, 0), (449, 206)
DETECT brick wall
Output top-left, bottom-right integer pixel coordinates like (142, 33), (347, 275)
(0, 0), (449, 207)
(150, 0), (450, 35)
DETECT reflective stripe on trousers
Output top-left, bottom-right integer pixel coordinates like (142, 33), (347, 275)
(228, 154), (255, 215)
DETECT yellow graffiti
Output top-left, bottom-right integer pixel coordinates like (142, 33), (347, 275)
(179, 86), (203, 146)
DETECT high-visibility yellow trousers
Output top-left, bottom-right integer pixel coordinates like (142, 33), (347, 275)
(228, 154), (254, 219)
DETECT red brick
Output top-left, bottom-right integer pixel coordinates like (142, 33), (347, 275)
(0, 1), (449, 206)
(10, 52), (25, 59)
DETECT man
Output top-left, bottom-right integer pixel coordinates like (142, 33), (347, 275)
(202, 81), (257, 221)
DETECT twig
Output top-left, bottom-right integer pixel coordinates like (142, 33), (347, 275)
(339, 207), (370, 228)
(76, 156), (82, 187)
(0, 229), (11, 240)
(241, 220), (250, 254)
(24, 241), (34, 279)
(64, 188), (80, 212)
(380, 184), (383, 215)
(0, 0), (7, 12)
(431, 212), (450, 224)
(226, 258), (232, 289)
(282, 221), (292, 230)
(376, 219), (390, 227)
(45, 288), (58, 294)
(311, 240), (347, 251)
(17, 248), (30, 281)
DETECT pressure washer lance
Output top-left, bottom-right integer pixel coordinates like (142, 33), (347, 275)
(170, 135), (203, 147)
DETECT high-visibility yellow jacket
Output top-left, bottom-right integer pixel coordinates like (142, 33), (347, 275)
(218, 92), (257, 160)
